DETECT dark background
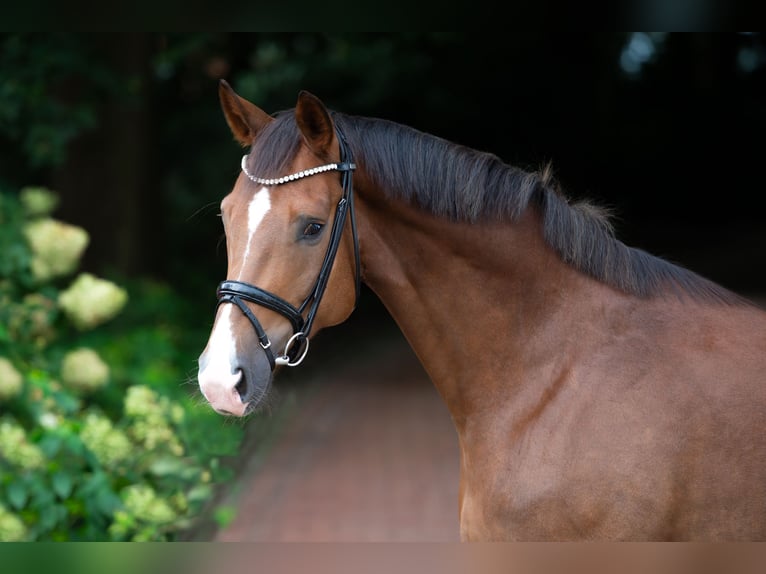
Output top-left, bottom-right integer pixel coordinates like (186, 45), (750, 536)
(2, 33), (765, 326)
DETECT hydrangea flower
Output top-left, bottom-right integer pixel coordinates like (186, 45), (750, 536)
(0, 420), (45, 469)
(60, 348), (109, 392)
(0, 503), (28, 542)
(58, 273), (128, 330)
(0, 357), (22, 401)
(80, 412), (133, 467)
(121, 484), (177, 524)
(19, 186), (59, 217)
(124, 385), (163, 418)
(124, 386), (185, 456)
(23, 218), (89, 281)
(38, 411), (60, 429)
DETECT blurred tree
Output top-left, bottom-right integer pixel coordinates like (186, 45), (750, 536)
(51, 35), (158, 277)
(0, 34), (123, 176)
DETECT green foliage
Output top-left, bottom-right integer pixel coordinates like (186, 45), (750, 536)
(0, 34), (125, 169)
(0, 189), (244, 541)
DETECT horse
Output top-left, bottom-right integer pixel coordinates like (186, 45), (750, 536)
(197, 79), (766, 541)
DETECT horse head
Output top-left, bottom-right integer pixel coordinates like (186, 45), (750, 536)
(197, 81), (359, 416)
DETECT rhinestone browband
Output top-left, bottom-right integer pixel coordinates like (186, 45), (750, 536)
(241, 155), (343, 187)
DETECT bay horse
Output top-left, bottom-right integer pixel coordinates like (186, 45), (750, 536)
(197, 80), (766, 541)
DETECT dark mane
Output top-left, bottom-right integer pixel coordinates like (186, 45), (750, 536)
(248, 110), (743, 305)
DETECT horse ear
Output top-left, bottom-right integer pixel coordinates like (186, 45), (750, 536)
(218, 79), (272, 147)
(295, 90), (335, 158)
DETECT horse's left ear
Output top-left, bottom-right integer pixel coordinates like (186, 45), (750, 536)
(295, 91), (336, 159)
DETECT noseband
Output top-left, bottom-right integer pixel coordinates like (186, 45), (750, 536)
(215, 127), (360, 370)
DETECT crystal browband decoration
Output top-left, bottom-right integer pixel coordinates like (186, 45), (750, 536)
(241, 155), (340, 187)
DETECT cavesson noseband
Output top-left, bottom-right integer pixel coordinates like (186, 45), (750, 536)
(216, 126), (360, 370)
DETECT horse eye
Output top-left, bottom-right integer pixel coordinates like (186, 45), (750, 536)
(302, 222), (324, 237)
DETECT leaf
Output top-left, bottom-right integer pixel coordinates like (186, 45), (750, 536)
(186, 484), (212, 505)
(6, 480), (28, 509)
(38, 434), (64, 458)
(78, 472), (121, 517)
(37, 503), (67, 531)
(94, 488), (121, 516)
(213, 505), (236, 528)
(28, 478), (55, 507)
(63, 432), (87, 458)
(77, 471), (106, 497)
(148, 456), (186, 477)
(52, 471), (73, 499)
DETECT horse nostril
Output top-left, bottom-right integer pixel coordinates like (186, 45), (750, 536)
(234, 368), (251, 403)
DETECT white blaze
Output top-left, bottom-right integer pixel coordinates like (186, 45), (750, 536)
(198, 187), (272, 413)
(238, 187), (271, 280)
(198, 305), (240, 402)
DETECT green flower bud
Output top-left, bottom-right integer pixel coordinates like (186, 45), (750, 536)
(0, 421), (45, 469)
(121, 485), (177, 524)
(125, 386), (185, 456)
(23, 218), (89, 281)
(0, 503), (28, 542)
(129, 419), (184, 456)
(0, 357), (23, 401)
(60, 348), (109, 392)
(169, 492), (188, 513)
(80, 413), (133, 467)
(124, 385), (161, 418)
(58, 273), (128, 330)
(19, 187), (59, 218)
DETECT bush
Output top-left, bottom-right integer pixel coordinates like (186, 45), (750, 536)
(0, 188), (244, 541)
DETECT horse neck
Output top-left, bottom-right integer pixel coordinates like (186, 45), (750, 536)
(355, 183), (620, 429)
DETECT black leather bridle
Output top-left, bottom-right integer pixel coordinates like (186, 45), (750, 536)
(215, 126), (360, 370)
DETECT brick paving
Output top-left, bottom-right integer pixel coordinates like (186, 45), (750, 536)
(209, 332), (462, 542)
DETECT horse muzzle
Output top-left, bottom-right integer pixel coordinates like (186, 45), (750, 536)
(197, 310), (275, 416)
(198, 359), (273, 416)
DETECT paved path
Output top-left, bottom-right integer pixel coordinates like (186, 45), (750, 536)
(202, 328), (462, 542)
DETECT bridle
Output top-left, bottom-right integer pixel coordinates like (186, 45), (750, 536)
(215, 126), (360, 370)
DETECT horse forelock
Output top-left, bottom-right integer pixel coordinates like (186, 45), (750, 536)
(247, 110), (303, 181)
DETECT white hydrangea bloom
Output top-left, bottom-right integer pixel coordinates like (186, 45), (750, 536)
(0, 503), (28, 542)
(60, 348), (109, 392)
(124, 385), (161, 418)
(0, 421), (45, 469)
(19, 186), (59, 217)
(58, 273), (128, 330)
(38, 412), (60, 429)
(23, 218), (89, 281)
(0, 357), (23, 401)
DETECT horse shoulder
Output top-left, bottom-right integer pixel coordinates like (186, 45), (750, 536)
(458, 297), (766, 540)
